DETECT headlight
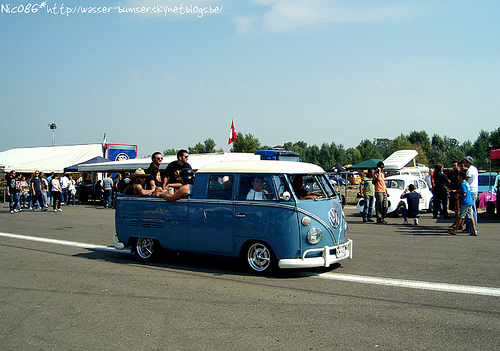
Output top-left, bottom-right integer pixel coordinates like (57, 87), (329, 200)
(307, 228), (323, 244)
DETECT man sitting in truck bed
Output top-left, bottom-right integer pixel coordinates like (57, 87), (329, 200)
(157, 168), (194, 201)
(124, 168), (163, 196)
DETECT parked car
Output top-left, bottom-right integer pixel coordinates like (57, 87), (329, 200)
(114, 161), (352, 274)
(356, 175), (433, 216)
(327, 173), (350, 186)
(478, 172), (499, 194)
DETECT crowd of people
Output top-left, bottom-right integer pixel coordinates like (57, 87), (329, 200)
(5, 170), (78, 213)
(359, 156), (479, 236)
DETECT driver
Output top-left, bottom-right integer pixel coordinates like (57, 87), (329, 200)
(291, 175), (323, 200)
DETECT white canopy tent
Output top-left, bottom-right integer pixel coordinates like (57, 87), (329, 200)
(0, 144), (104, 175)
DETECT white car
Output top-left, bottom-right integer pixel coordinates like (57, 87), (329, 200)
(357, 175), (433, 216)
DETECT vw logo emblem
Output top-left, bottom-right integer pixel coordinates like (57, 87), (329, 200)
(328, 208), (340, 229)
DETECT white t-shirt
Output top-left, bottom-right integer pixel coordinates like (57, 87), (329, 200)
(246, 189), (264, 200)
(466, 165), (479, 193)
(59, 176), (70, 189)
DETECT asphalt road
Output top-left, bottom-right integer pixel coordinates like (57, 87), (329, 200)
(0, 204), (499, 350)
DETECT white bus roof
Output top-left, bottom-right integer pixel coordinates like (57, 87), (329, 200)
(383, 150), (418, 170)
(197, 160), (325, 174)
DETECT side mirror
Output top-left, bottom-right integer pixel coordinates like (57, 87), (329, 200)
(280, 191), (291, 201)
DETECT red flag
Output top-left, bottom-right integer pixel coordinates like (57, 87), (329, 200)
(228, 120), (237, 145)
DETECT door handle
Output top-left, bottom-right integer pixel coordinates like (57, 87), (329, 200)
(235, 214), (246, 218)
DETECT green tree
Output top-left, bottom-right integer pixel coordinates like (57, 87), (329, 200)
(389, 134), (413, 154)
(346, 147), (362, 165)
(319, 143), (335, 169)
(162, 148), (176, 156)
(231, 132), (261, 153)
(374, 138), (392, 158)
(471, 130), (492, 169)
(356, 139), (382, 160)
(408, 130), (430, 153)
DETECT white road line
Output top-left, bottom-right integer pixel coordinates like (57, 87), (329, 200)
(312, 272), (500, 297)
(0, 232), (121, 253)
(2, 232), (499, 297)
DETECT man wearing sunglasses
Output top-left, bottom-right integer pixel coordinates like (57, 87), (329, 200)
(146, 151), (164, 192)
(163, 149), (192, 186)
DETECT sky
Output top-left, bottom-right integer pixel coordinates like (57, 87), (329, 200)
(1, 0), (499, 156)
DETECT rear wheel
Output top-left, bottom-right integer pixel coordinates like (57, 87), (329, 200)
(133, 237), (157, 261)
(243, 242), (276, 274)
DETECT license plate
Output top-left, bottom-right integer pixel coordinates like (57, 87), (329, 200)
(336, 246), (347, 259)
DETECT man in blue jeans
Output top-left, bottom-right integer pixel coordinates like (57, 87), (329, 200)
(7, 170), (21, 214)
(102, 173), (113, 208)
(359, 168), (375, 222)
(463, 156), (478, 233)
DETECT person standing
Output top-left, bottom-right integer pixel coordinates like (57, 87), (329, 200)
(448, 171), (477, 236)
(68, 175), (76, 206)
(374, 162), (389, 224)
(7, 171), (20, 214)
(463, 156), (479, 233)
(51, 174), (63, 212)
(30, 171), (47, 211)
(59, 173), (70, 205)
(40, 172), (49, 208)
(46, 172), (54, 206)
(19, 175), (29, 209)
(102, 173), (113, 208)
(163, 149), (192, 186)
(448, 161), (461, 227)
(432, 164), (451, 219)
(359, 168), (375, 222)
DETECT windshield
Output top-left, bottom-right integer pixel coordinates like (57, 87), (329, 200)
(478, 174), (497, 186)
(290, 174), (337, 200)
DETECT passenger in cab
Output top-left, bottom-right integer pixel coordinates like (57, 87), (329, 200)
(157, 168), (194, 201)
(124, 168), (163, 196)
(246, 177), (268, 200)
(291, 175), (322, 200)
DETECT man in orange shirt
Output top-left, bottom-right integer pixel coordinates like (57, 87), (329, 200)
(374, 161), (389, 224)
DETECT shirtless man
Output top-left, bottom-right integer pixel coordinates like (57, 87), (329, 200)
(125, 168), (163, 196)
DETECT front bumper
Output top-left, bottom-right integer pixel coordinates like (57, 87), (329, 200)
(278, 239), (353, 269)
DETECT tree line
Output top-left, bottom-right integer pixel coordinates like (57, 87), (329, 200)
(163, 127), (500, 171)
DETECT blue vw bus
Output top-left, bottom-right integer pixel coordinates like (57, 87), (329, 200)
(114, 161), (352, 273)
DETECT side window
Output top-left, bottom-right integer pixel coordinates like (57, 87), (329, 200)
(207, 175), (233, 200)
(273, 175), (291, 201)
(239, 176), (276, 201)
(417, 180), (427, 189)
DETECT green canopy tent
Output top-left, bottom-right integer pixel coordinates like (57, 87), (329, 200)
(348, 159), (383, 170)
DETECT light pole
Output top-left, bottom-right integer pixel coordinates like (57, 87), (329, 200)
(48, 123), (57, 146)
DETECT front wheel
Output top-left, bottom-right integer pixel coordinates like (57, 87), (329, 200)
(243, 242), (275, 274)
(133, 237), (158, 261)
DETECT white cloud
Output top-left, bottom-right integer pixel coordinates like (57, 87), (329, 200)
(232, 15), (258, 34)
(245, 0), (424, 32)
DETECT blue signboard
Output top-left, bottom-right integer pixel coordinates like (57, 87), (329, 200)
(107, 144), (137, 161)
